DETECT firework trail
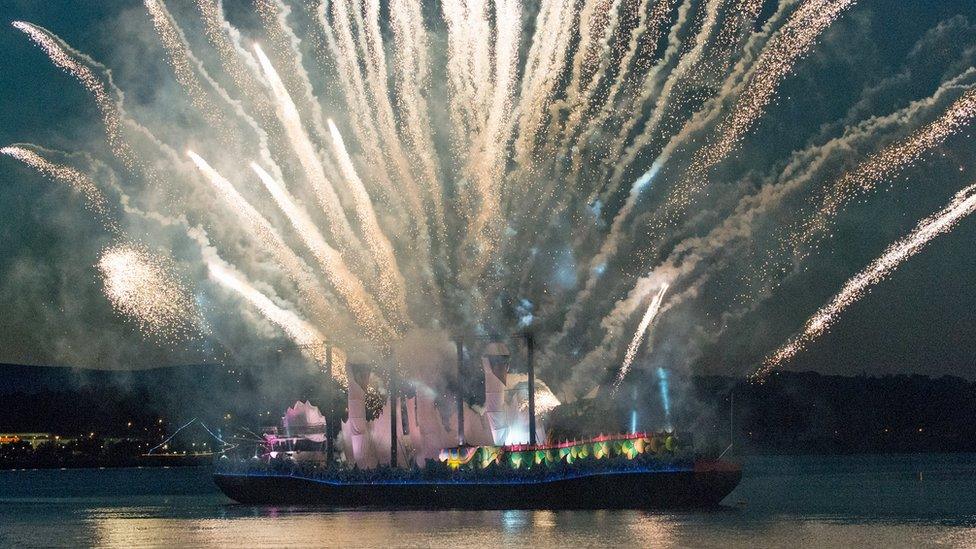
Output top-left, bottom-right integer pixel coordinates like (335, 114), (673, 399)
(714, 0), (766, 52)
(314, 1), (395, 203)
(756, 182), (976, 380)
(441, 0), (499, 257)
(615, 283), (669, 389)
(510, 0), (858, 375)
(144, 0), (223, 131)
(458, 0), (524, 283)
(558, 0), (663, 173)
(194, 0), (290, 161)
(143, 2), (292, 200)
(532, 0), (713, 348)
(388, 0), (447, 241)
(12, 21), (136, 169)
(188, 150), (393, 341)
(354, 0), (430, 228)
(319, 0), (429, 238)
(631, 0), (855, 214)
(327, 120), (410, 323)
(705, 0), (858, 170)
(587, 72), (976, 374)
(442, 0), (493, 144)
(98, 244), (201, 342)
(606, 0), (726, 194)
(565, 0), (855, 324)
(1, 146), (121, 236)
(252, 44), (360, 253)
(207, 258), (342, 383)
(554, 0), (621, 136)
(798, 87), (976, 251)
(471, 0), (522, 183)
(588, 0), (693, 194)
(513, 0), (576, 168)
(253, 0), (331, 143)
(557, 0), (677, 186)
(247, 160), (398, 338)
(195, 0), (266, 109)
(594, 0), (853, 245)
(551, 49), (973, 390)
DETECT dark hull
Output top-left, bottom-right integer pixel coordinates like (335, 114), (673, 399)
(213, 462), (741, 509)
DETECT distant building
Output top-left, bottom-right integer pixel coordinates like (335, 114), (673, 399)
(0, 433), (71, 448)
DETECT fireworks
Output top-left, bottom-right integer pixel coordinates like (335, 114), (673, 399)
(246, 160), (396, 339)
(251, 44), (359, 253)
(207, 259), (346, 386)
(326, 119), (409, 323)
(756, 183), (976, 380)
(616, 283), (669, 389)
(144, 0), (219, 125)
(5, 1), (975, 394)
(708, 0), (858, 167)
(188, 150), (393, 341)
(799, 88), (976, 251)
(97, 244), (200, 343)
(11, 21), (133, 167)
(0, 146), (120, 235)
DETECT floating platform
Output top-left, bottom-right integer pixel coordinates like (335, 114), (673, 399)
(213, 459), (741, 509)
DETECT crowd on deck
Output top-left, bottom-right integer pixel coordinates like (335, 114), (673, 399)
(215, 433), (693, 483)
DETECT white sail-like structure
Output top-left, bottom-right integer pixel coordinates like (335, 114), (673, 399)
(281, 400), (327, 442)
(482, 341), (511, 445)
(336, 346), (561, 468)
(341, 365), (377, 468)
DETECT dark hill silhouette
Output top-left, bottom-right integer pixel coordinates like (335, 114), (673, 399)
(2, 364), (976, 455)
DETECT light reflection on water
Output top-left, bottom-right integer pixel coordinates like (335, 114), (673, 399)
(62, 506), (976, 548)
(2, 454), (976, 547)
(79, 506), (696, 547)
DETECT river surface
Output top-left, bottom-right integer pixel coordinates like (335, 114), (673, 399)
(1, 454), (975, 548)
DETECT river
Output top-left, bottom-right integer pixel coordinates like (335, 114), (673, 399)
(1, 454), (975, 547)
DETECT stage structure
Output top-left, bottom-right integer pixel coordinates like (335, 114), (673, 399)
(258, 334), (559, 468)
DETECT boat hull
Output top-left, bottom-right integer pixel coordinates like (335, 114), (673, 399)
(213, 461), (741, 509)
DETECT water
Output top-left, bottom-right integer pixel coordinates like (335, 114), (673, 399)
(1, 454), (975, 548)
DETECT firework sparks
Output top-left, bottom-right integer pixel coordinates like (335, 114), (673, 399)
(252, 44), (359, 253)
(707, 0), (858, 168)
(189, 151), (393, 341)
(207, 258), (346, 386)
(98, 244), (200, 342)
(11, 21), (136, 168)
(144, 0), (219, 126)
(616, 283), (669, 389)
(326, 119), (409, 324)
(10, 0), (969, 397)
(1, 146), (120, 235)
(799, 87), (976, 250)
(756, 182), (976, 380)
(389, 0), (446, 240)
(181, 152), (340, 333)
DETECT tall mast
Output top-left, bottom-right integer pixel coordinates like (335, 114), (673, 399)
(388, 354), (398, 467)
(526, 332), (537, 446)
(325, 344), (335, 464)
(456, 338), (465, 446)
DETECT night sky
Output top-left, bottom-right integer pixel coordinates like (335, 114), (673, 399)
(0, 0), (975, 383)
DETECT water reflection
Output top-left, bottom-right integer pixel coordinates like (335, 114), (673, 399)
(501, 509), (526, 533)
(628, 513), (678, 547)
(78, 506), (976, 548)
